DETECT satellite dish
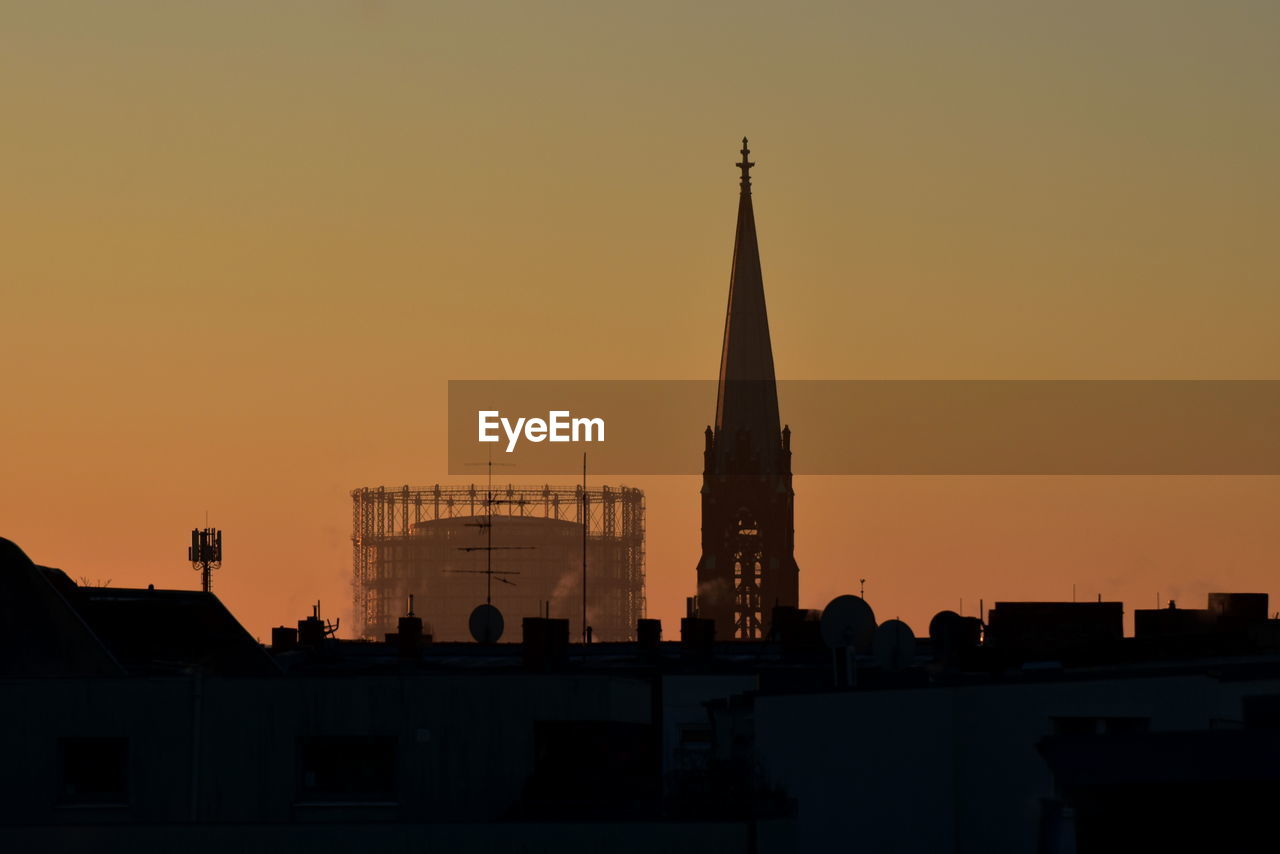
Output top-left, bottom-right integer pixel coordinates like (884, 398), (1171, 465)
(820, 595), (877, 653)
(929, 609), (981, 660)
(928, 610), (962, 644)
(469, 603), (504, 643)
(873, 619), (916, 671)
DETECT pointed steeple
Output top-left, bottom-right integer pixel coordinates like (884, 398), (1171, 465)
(696, 139), (799, 641)
(714, 137), (781, 467)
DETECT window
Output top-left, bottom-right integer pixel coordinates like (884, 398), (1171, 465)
(60, 737), (128, 805)
(296, 736), (397, 803)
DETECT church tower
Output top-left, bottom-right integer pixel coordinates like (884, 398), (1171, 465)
(694, 139), (799, 640)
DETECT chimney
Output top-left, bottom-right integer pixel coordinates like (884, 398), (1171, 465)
(769, 605), (822, 650)
(681, 616), (715, 658)
(769, 605), (801, 641)
(397, 614), (424, 659)
(298, 616), (325, 648)
(637, 619), (662, 651)
(298, 601), (328, 648)
(522, 617), (569, 670)
(270, 626), (298, 653)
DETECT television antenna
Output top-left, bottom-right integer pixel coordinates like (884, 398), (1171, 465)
(453, 453), (534, 605)
(311, 601), (340, 637)
(457, 452), (522, 645)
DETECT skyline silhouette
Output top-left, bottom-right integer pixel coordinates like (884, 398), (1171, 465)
(4, 3), (1280, 643)
(5, 4), (1280, 850)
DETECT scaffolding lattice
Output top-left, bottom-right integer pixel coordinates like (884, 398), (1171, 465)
(351, 484), (645, 641)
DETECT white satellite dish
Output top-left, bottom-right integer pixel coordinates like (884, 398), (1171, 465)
(874, 619), (916, 671)
(469, 603), (504, 643)
(820, 595), (877, 653)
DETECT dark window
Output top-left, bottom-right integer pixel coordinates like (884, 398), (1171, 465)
(296, 736), (397, 802)
(60, 737), (128, 805)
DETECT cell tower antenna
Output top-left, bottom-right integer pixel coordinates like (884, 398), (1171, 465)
(188, 525), (222, 593)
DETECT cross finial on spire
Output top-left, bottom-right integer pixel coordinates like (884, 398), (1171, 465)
(737, 137), (754, 191)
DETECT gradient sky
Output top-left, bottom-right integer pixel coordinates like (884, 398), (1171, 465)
(3, 1), (1279, 640)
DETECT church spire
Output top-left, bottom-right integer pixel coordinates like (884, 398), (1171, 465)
(714, 137), (780, 465)
(696, 138), (799, 641)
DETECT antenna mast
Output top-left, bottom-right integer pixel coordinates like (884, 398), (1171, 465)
(188, 526), (222, 593)
(457, 451), (528, 603)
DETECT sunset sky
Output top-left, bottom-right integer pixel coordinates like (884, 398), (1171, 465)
(3, 1), (1279, 639)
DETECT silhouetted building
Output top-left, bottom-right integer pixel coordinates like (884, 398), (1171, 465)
(986, 601), (1124, 659)
(1039, 728), (1280, 854)
(0, 538), (277, 677)
(352, 484), (645, 641)
(695, 139), (799, 640)
(6, 537), (1280, 853)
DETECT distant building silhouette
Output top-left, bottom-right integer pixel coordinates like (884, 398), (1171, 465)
(351, 484), (645, 641)
(695, 139), (799, 639)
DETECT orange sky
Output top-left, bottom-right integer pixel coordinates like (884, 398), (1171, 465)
(3, 1), (1280, 639)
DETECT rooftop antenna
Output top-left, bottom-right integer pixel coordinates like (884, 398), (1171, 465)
(313, 600), (339, 637)
(582, 452), (588, 646)
(457, 451), (528, 605)
(188, 525), (222, 593)
(454, 450), (533, 643)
